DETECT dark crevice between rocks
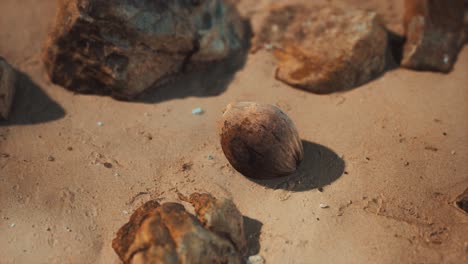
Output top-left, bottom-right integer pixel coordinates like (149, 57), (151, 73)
(385, 30), (405, 71)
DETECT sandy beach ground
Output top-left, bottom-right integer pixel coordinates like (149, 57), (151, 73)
(0, 1), (467, 263)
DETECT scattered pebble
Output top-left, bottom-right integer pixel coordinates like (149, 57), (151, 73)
(207, 155), (214, 160)
(404, 161), (410, 166)
(442, 132), (447, 136)
(319, 203), (329, 209)
(9, 223), (16, 228)
(191, 107), (204, 115)
(114, 173), (120, 177)
(122, 210), (129, 215)
(318, 187), (323, 192)
(264, 43), (273, 50)
(97, 121), (104, 126)
(451, 150), (456, 155)
(67, 146), (73, 151)
(247, 255), (265, 264)
(443, 54), (449, 64)
(425, 146), (438, 152)
(1, 153), (10, 158)
(47, 155), (55, 162)
(103, 162), (113, 169)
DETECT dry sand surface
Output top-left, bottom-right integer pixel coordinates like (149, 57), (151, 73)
(1, 0), (467, 263)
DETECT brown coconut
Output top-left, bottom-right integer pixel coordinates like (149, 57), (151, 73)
(219, 102), (303, 179)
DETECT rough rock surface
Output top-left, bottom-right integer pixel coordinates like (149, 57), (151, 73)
(219, 102), (303, 179)
(43, 0), (246, 99)
(402, 0), (465, 72)
(254, 4), (388, 94)
(0, 57), (16, 119)
(112, 193), (246, 264)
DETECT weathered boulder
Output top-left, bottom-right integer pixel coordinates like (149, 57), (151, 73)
(254, 4), (388, 94)
(402, 0), (465, 72)
(0, 57), (16, 120)
(112, 193), (246, 264)
(43, 0), (246, 99)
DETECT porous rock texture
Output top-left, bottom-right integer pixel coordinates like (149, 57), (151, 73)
(43, 0), (246, 99)
(0, 57), (16, 120)
(112, 193), (246, 264)
(254, 4), (388, 94)
(402, 0), (466, 72)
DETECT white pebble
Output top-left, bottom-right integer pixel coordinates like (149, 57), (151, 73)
(97, 121), (104, 127)
(247, 255), (265, 264)
(264, 43), (273, 50)
(319, 203), (329, 209)
(443, 54), (449, 64)
(9, 223), (16, 228)
(192, 107), (204, 115)
(122, 210), (129, 215)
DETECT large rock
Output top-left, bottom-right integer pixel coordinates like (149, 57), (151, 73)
(254, 4), (388, 94)
(0, 57), (16, 120)
(112, 193), (246, 264)
(43, 0), (246, 99)
(402, 0), (465, 72)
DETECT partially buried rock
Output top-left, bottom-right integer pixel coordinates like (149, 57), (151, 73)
(43, 0), (246, 99)
(0, 57), (16, 120)
(112, 193), (246, 264)
(254, 4), (388, 94)
(402, 0), (465, 72)
(219, 102), (303, 179)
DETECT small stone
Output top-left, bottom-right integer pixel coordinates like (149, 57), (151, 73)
(103, 162), (113, 169)
(207, 155), (214, 160)
(122, 210), (129, 215)
(67, 146), (73, 151)
(97, 121), (104, 127)
(0, 57), (17, 120)
(9, 223), (16, 228)
(255, 4), (387, 93)
(47, 155), (55, 162)
(319, 203), (329, 209)
(451, 150), (456, 155)
(114, 173), (120, 177)
(192, 107), (204, 115)
(247, 255), (265, 264)
(402, 0), (465, 72)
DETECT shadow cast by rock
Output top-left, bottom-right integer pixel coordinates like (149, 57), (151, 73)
(0, 70), (65, 126)
(243, 216), (263, 256)
(135, 47), (250, 104)
(251, 140), (345, 192)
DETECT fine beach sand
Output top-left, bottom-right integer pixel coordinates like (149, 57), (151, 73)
(1, 1), (467, 263)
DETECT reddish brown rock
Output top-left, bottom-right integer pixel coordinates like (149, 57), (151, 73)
(402, 0), (465, 72)
(186, 193), (246, 253)
(254, 4), (388, 94)
(219, 102), (303, 179)
(112, 194), (246, 264)
(0, 57), (16, 120)
(43, 0), (246, 99)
